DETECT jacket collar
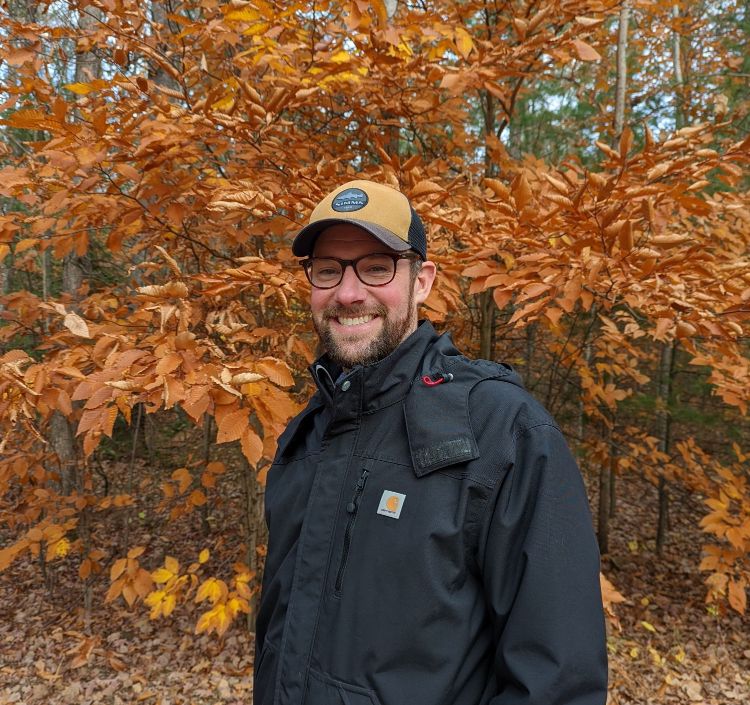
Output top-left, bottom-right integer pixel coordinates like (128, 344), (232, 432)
(309, 320), (450, 412)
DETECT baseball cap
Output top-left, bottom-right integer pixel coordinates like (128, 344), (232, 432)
(292, 180), (427, 260)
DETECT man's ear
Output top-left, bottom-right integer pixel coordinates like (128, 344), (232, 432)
(413, 260), (437, 306)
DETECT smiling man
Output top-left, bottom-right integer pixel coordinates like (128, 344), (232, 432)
(254, 180), (608, 705)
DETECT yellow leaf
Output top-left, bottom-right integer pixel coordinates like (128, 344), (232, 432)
(64, 82), (96, 95)
(195, 609), (214, 635)
(163, 594), (176, 617)
(225, 8), (259, 21)
(196, 577), (226, 605)
(164, 556), (180, 574)
(0, 244), (9, 262)
(199, 549), (210, 564)
(454, 27), (474, 60)
(53, 538), (70, 559)
(152, 568), (174, 584)
(211, 95), (235, 112)
(330, 50), (351, 63)
(145, 589), (164, 607)
(640, 620), (657, 633)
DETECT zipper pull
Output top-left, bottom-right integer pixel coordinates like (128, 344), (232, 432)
(346, 469), (369, 513)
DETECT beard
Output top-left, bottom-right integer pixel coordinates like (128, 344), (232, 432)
(312, 291), (416, 369)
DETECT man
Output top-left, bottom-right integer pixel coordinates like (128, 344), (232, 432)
(254, 180), (608, 705)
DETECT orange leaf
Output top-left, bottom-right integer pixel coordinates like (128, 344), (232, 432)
(255, 359), (294, 388)
(241, 428), (264, 466)
(572, 39), (601, 61)
(172, 467), (192, 494)
(511, 173), (533, 210)
(411, 180), (445, 198)
(216, 406), (250, 444)
(728, 579), (746, 614)
(189, 489), (207, 506)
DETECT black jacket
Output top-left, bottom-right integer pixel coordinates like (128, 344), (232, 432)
(255, 321), (607, 705)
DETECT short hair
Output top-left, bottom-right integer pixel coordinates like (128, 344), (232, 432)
(409, 256), (422, 283)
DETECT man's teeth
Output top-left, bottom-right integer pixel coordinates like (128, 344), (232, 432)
(338, 315), (374, 326)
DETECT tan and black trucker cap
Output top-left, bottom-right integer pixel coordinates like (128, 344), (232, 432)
(292, 180), (427, 260)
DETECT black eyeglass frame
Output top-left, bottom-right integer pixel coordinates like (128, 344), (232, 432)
(301, 253), (420, 289)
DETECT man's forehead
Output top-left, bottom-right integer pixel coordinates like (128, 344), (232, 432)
(313, 225), (387, 253)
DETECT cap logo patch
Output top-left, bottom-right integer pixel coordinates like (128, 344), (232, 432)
(332, 187), (368, 212)
(377, 490), (406, 519)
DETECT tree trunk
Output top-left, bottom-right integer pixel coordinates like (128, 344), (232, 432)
(655, 341), (675, 555)
(149, 2), (181, 92)
(0, 259), (9, 311)
(614, 0), (630, 138)
(597, 422), (611, 555)
(672, 4), (686, 129)
(240, 453), (267, 633)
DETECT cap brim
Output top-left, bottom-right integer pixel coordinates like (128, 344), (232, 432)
(292, 218), (412, 257)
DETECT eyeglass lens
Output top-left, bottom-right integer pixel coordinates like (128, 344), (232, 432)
(309, 254), (397, 287)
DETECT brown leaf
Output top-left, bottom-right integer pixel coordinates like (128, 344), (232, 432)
(63, 313), (91, 338)
(572, 39), (601, 62)
(216, 406), (250, 444)
(255, 358), (294, 388)
(511, 173), (533, 210)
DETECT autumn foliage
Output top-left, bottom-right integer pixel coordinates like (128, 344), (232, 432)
(0, 0), (749, 673)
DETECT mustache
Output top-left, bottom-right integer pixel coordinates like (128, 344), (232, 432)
(322, 304), (387, 318)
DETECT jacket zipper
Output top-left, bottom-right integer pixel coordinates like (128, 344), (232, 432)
(334, 468), (370, 593)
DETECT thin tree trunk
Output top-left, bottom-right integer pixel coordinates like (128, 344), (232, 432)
(655, 341), (675, 555)
(240, 453), (267, 633)
(478, 290), (496, 360)
(609, 426), (617, 518)
(614, 0), (630, 138)
(0, 259), (9, 310)
(149, 2), (181, 92)
(597, 421), (611, 555)
(672, 4), (686, 129)
(525, 323), (536, 383)
(200, 414), (213, 536)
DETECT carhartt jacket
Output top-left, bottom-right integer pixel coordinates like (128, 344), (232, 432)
(254, 321), (607, 705)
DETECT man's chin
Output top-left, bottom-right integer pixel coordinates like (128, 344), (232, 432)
(326, 335), (379, 368)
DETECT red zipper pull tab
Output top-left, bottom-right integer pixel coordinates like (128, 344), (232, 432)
(422, 372), (453, 386)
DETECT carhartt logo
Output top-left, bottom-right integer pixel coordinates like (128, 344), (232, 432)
(377, 490), (405, 519)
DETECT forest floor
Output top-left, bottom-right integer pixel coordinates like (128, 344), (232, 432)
(1, 464), (749, 705)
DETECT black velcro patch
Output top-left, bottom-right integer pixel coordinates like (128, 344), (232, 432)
(414, 437), (474, 471)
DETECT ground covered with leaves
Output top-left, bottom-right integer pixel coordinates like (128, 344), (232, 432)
(1, 468), (748, 705)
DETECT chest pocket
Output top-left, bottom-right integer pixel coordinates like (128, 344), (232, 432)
(404, 359), (512, 477)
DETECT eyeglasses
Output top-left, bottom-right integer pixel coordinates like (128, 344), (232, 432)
(302, 253), (419, 289)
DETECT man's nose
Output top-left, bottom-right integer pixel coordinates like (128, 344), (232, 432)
(334, 264), (367, 306)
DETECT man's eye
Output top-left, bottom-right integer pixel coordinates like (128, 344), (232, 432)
(317, 267), (340, 278)
(364, 264), (389, 275)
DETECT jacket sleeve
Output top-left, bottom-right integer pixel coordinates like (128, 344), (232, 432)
(479, 422), (608, 705)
